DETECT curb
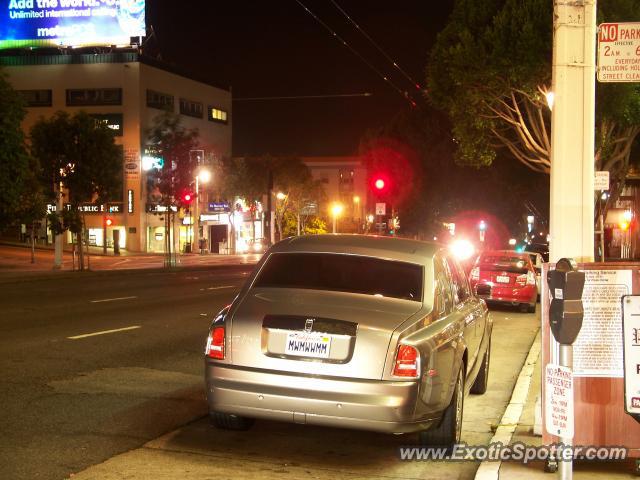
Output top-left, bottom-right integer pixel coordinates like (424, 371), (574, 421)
(474, 328), (542, 480)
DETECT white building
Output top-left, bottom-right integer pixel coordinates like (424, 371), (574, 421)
(2, 51), (232, 253)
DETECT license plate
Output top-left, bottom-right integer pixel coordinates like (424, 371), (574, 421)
(285, 332), (332, 358)
(496, 275), (510, 284)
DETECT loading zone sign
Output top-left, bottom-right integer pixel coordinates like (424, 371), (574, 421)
(545, 364), (574, 438)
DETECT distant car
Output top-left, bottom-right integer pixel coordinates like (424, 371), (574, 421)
(469, 250), (537, 313)
(205, 234), (492, 447)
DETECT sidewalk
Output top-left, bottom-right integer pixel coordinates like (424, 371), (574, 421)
(481, 344), (637, 479)
(0, 242), (261, 280)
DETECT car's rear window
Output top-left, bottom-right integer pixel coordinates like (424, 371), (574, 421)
(253, 252), (423, 301)
(480, 255), (529, 274)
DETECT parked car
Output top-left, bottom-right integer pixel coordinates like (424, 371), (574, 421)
(469, 250), (537, 313)
(204, 234), (492, 447)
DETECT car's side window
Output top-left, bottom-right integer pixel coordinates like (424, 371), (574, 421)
(446, 256), (471, 305)
(433, 255), (454, 315)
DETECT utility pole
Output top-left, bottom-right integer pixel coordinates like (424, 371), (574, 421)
(549, 0), (597, 263)
(53, 182), (63, 269)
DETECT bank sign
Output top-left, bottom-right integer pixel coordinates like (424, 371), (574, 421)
(0, 0), (146, 50)
(598, 22), (640, 83)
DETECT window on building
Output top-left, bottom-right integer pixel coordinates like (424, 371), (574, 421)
(208, 106), (228, 124)
(146, 90), (174, 112)
(66, 88), (122, 106)
(17, 89), (52, 107)
(179, 98), (203, 118)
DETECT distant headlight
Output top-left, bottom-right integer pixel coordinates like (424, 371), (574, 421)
(252, 242), (263, 252)
(450, 239), (475, 261)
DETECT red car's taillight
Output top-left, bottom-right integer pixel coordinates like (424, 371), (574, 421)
(205, 326), (225, 359)
(470, 267), (479, 282)
(393, 344), (420, 377)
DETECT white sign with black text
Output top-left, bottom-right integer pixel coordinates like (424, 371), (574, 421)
(622, 295), (640, 416)
(545, 363), (574, 438)
(375, 203), (386, 215)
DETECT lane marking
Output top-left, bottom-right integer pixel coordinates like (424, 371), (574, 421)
(474, 328), (541, 480)
(90, 296), (138, 303)
(68, 325), (141, 340)
(207, 286), (235, 290)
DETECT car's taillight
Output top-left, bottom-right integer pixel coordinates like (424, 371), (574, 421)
(393, 344), (420, 377)
(205, 326), (225, 359)
(516, 274), (526, 286)
(470, 267), (479, 282)
(527, 271), (536, 286)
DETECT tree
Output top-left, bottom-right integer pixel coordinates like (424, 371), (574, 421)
(16, 157), (47, 263)
(220, 156), (325, 243)
(30, 111), (122, 269)
(360, 105), (549, 241)
(427, 0), (640, 219)
(146, 112), (199, 265)
(0, 71), (29, 231)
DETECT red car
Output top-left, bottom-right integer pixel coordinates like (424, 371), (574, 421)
(469, 250), (537, 313)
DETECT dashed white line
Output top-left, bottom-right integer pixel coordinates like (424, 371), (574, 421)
(90, 296), (138, 303)
(207, 286), (235, 290)
(68, 326), (141, 340)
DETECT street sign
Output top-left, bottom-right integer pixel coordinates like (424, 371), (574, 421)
(375, 203), (386, 215)
(622, 296), (640, 420)
(597, 23), (640, 83)
(594, 171), (609, 191)
(545, 363), (574, 438)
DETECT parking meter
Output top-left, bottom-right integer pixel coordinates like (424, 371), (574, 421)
(547, 258), (585, 345)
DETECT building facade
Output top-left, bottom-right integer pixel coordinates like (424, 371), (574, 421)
(302, 156), (369, 233)
(2, 51), (232, 253)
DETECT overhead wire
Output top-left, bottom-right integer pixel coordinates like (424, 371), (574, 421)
(329, 0), (424, 94)
(294, 0), (417, 107)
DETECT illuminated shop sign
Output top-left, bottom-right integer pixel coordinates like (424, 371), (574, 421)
(90, 113), (123, 136)
(145, 203), (177, 213)
(0, 0), (146, 50)
(207, 202), (230, 213)
(46, 202), (122, 213)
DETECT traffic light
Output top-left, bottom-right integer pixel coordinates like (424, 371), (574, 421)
(182, 192), (194, 205)
(104, 216), (113, 227)
(370, 174), (390, 195)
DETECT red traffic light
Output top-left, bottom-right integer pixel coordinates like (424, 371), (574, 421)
(374, 178), (385, 190)
(182, 192), (193, 204)
(105, 217), (113, 227)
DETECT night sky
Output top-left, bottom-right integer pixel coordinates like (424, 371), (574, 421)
(146, 1), (454, 157)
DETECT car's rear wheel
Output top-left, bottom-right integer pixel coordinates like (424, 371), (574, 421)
(471, 339), (490, 395)
(210, 411), (254, 431)
(527, 303), (536, 314)
(419, 367), (464, 448)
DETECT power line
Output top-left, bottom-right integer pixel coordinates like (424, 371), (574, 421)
(329, 0), (424, 94)
(294, 0), (416, 107)
(233, 93), (372, 101)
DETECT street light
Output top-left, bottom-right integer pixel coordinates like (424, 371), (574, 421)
(331, 203), (344, 234)
(194, 168), (211, 254)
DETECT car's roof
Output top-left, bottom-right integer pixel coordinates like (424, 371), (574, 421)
(268, 234), (443, 266)
(479, 249), (530, 259)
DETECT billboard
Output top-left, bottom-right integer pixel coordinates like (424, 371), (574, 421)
(0, 0), (145, 50)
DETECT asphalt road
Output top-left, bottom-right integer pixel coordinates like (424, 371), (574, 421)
(0, 265), (253, 480)
(70, 306), (541, 480)
(0, 263), (541, 480)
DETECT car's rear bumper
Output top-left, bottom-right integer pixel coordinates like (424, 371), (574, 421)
(474, 284), (536, 305)
(205, 362), (439, 434)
